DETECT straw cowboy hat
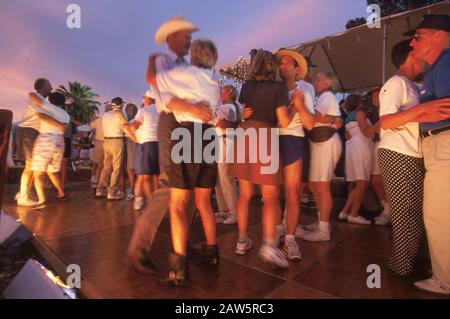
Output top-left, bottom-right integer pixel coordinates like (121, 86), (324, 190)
(275, 49), (308, 81)
(154, 16), (199, 45)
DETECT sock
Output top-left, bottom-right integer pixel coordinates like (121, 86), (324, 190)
(238, 233), (248, 242)
(318, 221), (330, 233)
(285, 234), (295, 242)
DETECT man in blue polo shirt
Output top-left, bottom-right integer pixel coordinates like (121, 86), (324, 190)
(406, 14), (450, 295)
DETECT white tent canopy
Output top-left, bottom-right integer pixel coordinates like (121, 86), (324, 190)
(217, 1), (450, 93)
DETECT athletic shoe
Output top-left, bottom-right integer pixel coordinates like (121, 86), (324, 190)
(235, 238), (252, 256)
(107, 191), (125, 200)
(347, 215), (371, 225)
(259, 244), (289, 268)
(375, 213), (391, 226)
(294, 225), (311, 238)
(338, 211), (349, 221)
(125, 193), (135, 201)
(133, 197), (145, 210)
(302, 229), (331, 242)
(284, 238), (302, 261)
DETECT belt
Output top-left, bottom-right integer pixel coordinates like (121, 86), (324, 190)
(420, 125), (450, 138)
(104, 136), (123, 140)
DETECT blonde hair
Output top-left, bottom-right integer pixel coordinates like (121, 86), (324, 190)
(248, 50), (277, 81)
(190, 39), (218, 69)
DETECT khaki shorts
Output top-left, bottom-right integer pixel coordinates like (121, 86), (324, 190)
(92, 140), (104, 164)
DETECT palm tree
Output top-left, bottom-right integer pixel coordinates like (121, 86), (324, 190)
(57, 81), (100, 124)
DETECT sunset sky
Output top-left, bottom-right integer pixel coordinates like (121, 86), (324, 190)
(0, 0), (367, 122)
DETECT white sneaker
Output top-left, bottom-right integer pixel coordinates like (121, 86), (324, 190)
(223, 214), (237, 225)
(294, 225), (310, 238)
(259, 244), (289, 268)
(107, 191), (125, 200)
(235, 238), (252, 256)
(414, 277), (450, 295)
(338, 211), (349, 221)
(347, 215), (371, 225)
(375, 213), (391, 226)
(133, 197), (145, 210)
(284, 238), (302, 261)
(302, 229), (331, 242)
(304, 221), (318, 231)
(125, 193), (135, 201)
(95, 189), (107, 197)
(90, 176), (97, 184)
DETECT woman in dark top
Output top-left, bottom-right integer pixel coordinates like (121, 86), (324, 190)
(231, 50), (299, 268)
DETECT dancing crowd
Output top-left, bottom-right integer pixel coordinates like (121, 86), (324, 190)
(12, 14), (450, 295)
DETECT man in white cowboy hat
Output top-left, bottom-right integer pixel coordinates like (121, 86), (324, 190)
(96, 97), (130, 200)
(127, 16), (212, 275)
(273, 49), (315, 261)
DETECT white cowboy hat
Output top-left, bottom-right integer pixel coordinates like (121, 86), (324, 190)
(154, 16), (199, 45)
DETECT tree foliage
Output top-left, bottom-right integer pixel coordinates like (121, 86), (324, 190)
(57, 81), (100, 124)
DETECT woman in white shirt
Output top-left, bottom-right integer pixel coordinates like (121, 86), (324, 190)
(303, 71), (343, 242)
(339, 95), (379, 225)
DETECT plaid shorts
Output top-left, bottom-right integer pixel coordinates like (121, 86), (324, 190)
(30, 133), (65, 173)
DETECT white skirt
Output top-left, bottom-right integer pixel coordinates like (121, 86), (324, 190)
(309, 133), (342, 182)
(345, 138), (373, 181)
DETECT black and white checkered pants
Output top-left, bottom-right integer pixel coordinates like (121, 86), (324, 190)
(379, 148), (425, 276)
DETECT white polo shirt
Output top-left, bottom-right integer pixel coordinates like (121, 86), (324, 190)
(102, 110), (124, 138)
(279, 81), (315, 137)
(19, 93), (69, 132)
(379, 75), (421, 158)
(156, 66), (219, 125)
(134, 104), (159, 143)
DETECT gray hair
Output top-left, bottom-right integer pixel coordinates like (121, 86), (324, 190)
(190, 39), (218, 69)
(314, 69), (340, 91)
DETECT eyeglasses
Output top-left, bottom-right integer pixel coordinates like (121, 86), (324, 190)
(413, 31), (436, 41)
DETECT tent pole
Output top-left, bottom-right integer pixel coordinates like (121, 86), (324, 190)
(382, 23), (388, 84)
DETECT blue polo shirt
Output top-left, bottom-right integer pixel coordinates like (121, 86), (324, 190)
(419, 48), (450, 133)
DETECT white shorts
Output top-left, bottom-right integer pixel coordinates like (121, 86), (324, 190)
(372, 141), (381, 175)
(30, 133), (65, 173)
(309, 133), (342, 182)
(345, 138), (373, 181)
